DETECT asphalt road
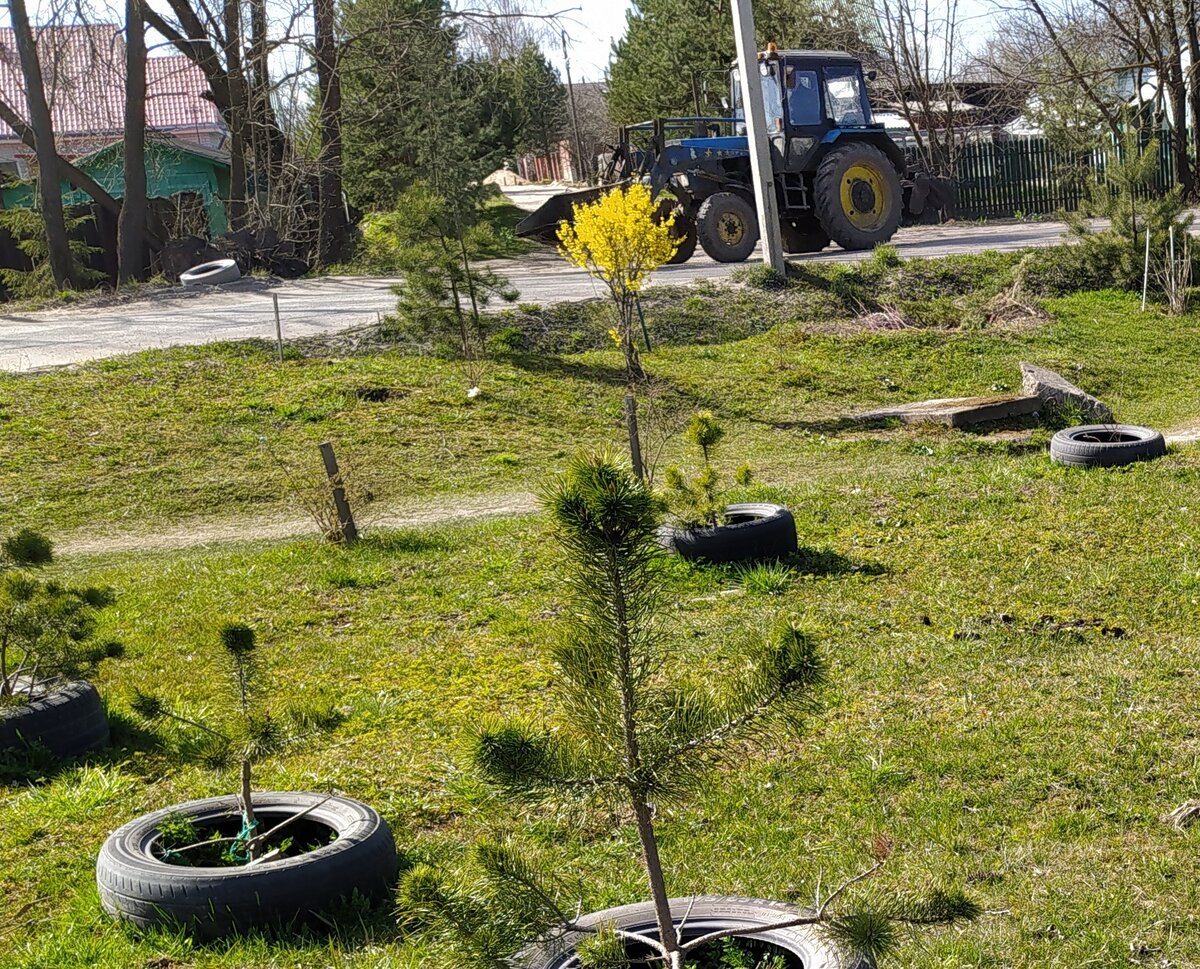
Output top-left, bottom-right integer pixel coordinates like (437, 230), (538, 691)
(0, 216), (1080, 372)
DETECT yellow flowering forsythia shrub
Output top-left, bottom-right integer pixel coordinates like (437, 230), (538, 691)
(557, 183), (678, 379)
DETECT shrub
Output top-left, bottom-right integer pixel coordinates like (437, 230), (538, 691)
(665, 410), (753, 527)
(557, 183), (679, 381)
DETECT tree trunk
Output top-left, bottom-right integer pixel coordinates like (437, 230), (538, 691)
(1165, 70), (1194, 198)
(9, 0), (78, 289)
(315, 0), (350, 265)
(119, 0), (148, 284)
(609, 549), (679, 958)
(240, 758), (258, 860)
(1183, 0), (1200, 189)
(248, 0), (282, 188)
(223, 0), (249, 229)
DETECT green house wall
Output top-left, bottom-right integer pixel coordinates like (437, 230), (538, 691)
(1, 141), (230, 235)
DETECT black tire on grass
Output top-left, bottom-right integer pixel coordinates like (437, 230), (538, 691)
(518, 895), (869, 969)
(669, 503), (798, 565)
(96, 791), (398, 940)
(0, 680), (109, 759)
(1049, 424), (1166, 468)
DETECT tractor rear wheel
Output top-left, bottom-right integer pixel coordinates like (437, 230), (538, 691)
(780, 217), (830, 254)
(697, 193), (759, 262)
(814, 143), (902, 250)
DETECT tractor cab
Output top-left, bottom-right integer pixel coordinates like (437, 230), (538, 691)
(725, 49), (885, 175)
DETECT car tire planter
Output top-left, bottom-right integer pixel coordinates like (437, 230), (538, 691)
(96, 791), (398, 940)
(670, 503), (798, 565)
(1049, 424), (1166, 468)
(518, 895), (869, 969)
(180, 258), (241, 287)
(0, 680), (110, 758)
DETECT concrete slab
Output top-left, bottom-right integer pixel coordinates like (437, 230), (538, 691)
(1020, 361), (1113, 422)
(858, 394), (1042, 428)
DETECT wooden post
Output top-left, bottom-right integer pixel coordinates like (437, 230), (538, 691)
(624, 394), (645, 481)
(319, 441), (358, 544)
(1142, 227), (1152, 311)
(272, 294), (283, 362)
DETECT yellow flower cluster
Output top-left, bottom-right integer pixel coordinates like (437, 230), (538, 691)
(556, 183), (678, 294)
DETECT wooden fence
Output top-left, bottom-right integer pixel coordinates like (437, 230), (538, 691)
(927, 132), (1177, 220)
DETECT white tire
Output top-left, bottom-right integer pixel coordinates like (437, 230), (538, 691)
(180, 258), (241, 287)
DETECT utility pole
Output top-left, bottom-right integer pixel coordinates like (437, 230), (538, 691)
(729, 0), (785, 272)
(561, 30), (587, 182)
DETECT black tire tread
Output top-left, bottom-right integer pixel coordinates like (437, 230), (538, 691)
(519, 894), (863, 969)
(1049, 424), (1166, 467)
(814, 142), (903, 251)
(671, 503), (798, 564)
(697, 193), (759, 263)
(0, 680), (109, 758)
(96, 791), (397, 939)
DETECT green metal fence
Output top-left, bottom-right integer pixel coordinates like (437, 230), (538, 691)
(941, 133), (1176, 220)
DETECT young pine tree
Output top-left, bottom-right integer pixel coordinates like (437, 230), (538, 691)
(399, 454), (977, 968)
(664, 410), (753, 527)
(133, 623), (338, 861)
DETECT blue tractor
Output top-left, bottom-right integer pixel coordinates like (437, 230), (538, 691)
(516, 47), (949, 263)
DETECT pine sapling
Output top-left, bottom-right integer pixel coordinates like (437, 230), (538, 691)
(665, 410), (753, 527)
(132, 622), (339, 864)
(399, 455), (978, 968)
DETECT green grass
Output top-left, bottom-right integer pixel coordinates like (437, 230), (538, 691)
(2, 287), (1199, 537)
(5, 278), (1200, 966)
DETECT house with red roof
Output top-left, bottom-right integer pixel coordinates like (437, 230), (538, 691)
(0, 23), (227, 180)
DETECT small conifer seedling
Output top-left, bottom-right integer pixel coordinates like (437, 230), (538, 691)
(664, 410), (753, 527)
(398, 455), (978, 968)
(132, 623), (339, 863)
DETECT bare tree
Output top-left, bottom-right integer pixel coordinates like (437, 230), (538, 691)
(869, 0), (968, 176)
(8, 0), (79, 288)
(996, 0), (1198, 197)
(314, 0), (349, 264)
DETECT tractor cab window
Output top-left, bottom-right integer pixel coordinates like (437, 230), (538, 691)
(824, 65), (869, 126)
(730, 63), (785, 134)
(784, 67), (821, 126)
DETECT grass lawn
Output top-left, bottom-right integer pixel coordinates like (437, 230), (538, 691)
(3, 284), (1200, 537)
(3, 275), (1200, 967)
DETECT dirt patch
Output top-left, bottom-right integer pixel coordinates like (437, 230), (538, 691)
(58, 492), (540, 557)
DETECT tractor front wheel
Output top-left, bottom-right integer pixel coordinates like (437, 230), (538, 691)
(814, 143), (902, 250)
(666, 213), (697, 264)
(697, 193), (759, 263)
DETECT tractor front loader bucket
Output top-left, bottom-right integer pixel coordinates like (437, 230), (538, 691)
(514, 181), (632, 243)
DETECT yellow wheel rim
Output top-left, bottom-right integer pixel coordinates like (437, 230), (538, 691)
(717, 209), (746, 247)
(840, 162), (889, 231)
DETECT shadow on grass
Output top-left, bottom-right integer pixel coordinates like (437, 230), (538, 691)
(499, 350), (641, 388)
(766, 415), (902, 434)
(788, 546), (886, 577)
